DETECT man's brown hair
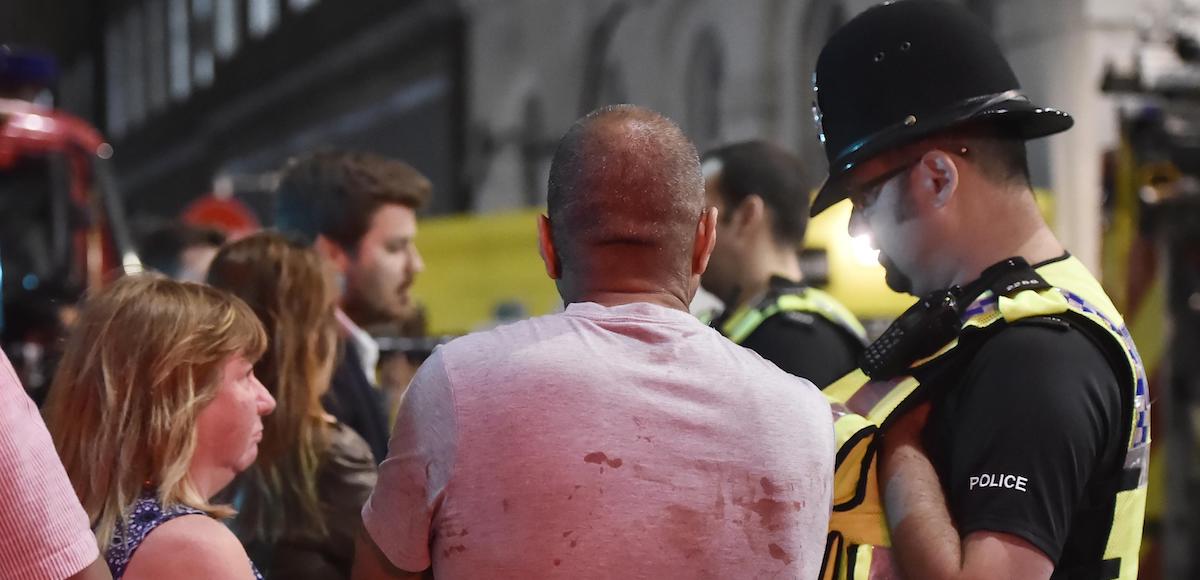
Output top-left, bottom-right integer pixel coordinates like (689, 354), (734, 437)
(275, 151), (431, 250)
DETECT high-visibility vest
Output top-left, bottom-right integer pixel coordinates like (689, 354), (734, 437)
(708, 285), (868, 347)
(821, 256), (1150, 580)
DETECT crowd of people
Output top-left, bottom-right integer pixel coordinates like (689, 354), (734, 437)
(1, 2), (1150, 579)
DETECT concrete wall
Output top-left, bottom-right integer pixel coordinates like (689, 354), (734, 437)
(994, 0), (1141, 272)
(466, 0), (838, 210)
(464, 0), (1146, 273)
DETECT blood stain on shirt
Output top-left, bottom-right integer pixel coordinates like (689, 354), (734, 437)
(583, 451), (624, 468)
(768, 543), (793, 565)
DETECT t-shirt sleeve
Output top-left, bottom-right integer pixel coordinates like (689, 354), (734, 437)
(740, 313), (862, 388)
(942, 323), (1123, 563)
(361, 348), (458, 572)
(0, 349), (100, 580)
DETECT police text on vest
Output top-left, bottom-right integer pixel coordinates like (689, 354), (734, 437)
(969, 473), (1028, 492)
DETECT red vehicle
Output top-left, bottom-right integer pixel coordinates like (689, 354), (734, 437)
(0, 97), (140, 291)
(0, 49), (140, 397)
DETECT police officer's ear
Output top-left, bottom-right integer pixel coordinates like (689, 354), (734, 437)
(730, 194), (766, 235)
(536, 214), (561, 280)
(913, 150), (960, 210)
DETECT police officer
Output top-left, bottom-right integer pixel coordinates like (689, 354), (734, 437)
(699, 140), (866, 387)
(812, 1), (1149, 579)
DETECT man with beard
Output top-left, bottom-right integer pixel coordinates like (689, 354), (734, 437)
(700, 140), (866, 387)
(812, 1), (1149, 579)
(276, 151), (430, 463)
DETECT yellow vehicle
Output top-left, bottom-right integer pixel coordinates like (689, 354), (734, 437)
(411, 199), (914, 336)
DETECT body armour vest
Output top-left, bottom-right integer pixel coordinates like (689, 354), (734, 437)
(821, 256), (1149, 580)
(709, 284), (868, 347)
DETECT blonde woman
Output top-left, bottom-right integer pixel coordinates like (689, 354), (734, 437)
(45, 275), (276, 579)
(208, 232), (376, 580)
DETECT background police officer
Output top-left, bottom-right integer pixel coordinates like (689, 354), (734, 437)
(699, 140), (866, 387)
(813, 1), (1149, 579)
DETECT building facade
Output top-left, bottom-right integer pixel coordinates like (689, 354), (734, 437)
(466, 0), (1146, 271)
(8, 0), (1154, 268)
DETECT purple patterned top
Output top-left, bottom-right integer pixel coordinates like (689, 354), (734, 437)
(104, 492), (262, 579)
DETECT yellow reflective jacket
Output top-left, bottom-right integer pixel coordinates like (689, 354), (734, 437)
(707, 285), (868, 347)
(822, 256), (1149, 580)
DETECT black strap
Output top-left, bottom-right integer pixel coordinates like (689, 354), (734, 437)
(820, 531), (845, 580)
(846, 543), (861, 580)
(1117, 467), (1143, 492)
(982, 257), (1053, 296)
(1052, 557), (1121, 580)
(1100, 558), (1122, 580)
(833, 426), (878, 512)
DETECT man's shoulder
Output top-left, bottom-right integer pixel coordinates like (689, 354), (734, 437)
(438, 310), (814, 390)
(959, 320), (1124, 407)
(723, 340), (830, 407)
(428, 313), (573, 381)
(440, 313), (567, 353)
(752, 309), (863, 351)
(738, 310), (862, 387)
(974, 317), (1116, 370)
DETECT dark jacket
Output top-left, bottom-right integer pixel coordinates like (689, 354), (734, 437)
(323, 341), (390, 463)
(244, 423), (378, 580)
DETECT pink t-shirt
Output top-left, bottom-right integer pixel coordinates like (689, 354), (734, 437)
(364, 301), (834, 579)
(0, 348), (99, 579)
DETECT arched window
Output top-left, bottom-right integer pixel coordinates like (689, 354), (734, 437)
(580, 4), (630, 114)
(105, 21), (127, 136)
(797, 0), (846, 188)
(214, 0), (241, 59)
(191, 0), (215, 88)
(168, 0), (191, 101)
(520, 97), (548, 207)
(146, 0), (168, 112)
(965, 0), (994, 30)
(123, 6), (147, 127)
(596, 63), (627, 107)
(685, 27), (724, 152)
(248, 0), (280, 38)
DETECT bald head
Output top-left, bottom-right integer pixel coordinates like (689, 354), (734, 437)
(545, 105), (705, 301)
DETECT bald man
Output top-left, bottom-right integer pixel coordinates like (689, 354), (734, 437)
(353, 105), (834, 579)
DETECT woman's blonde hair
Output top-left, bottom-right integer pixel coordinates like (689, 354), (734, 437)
(206, 232), (338, 541)
(45, 274), (267, 549)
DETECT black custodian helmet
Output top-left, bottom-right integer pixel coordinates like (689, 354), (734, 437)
(809, 0), (1073, 217)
